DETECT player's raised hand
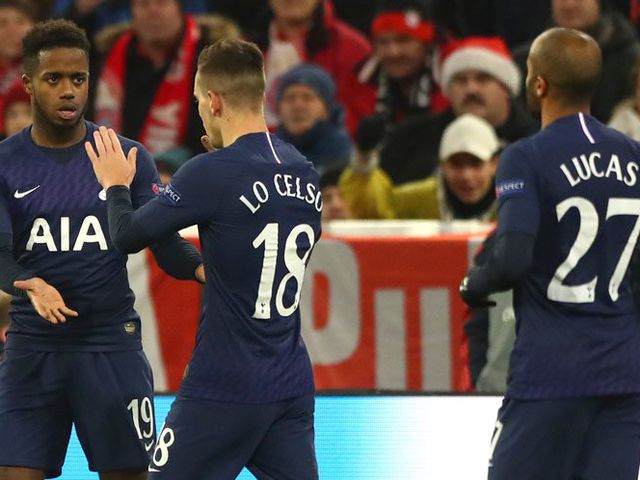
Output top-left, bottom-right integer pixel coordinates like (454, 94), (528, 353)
(13, 278), (79, 324)
(85, 126), (137, 189)
(459, 276), (497, 308)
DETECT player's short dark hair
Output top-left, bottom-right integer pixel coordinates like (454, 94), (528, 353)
(0, 0), (37, 21)
(530, 28), (602, 106)
(196, 39), (265, 111)
(22, 19), (91, 76)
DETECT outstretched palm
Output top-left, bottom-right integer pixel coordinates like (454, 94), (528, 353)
(13, 278), (78, 324)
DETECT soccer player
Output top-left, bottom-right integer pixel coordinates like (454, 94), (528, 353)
(460, 27), (640, 480)
(0, 20), (204, 480)
(86, 38), (321, 480)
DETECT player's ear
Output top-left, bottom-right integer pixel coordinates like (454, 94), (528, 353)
(535, 75), (547, 99)
(208, 91), (223, 117)
(22, 74), (33, 96)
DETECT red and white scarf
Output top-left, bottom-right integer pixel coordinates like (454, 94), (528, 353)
(94, 16), (200, 153)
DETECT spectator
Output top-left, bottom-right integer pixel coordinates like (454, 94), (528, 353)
(340, 114), (499, 220)
(55, 0), (209, 84)
(93, 0), (239, 155)
(54, 0), (208, 38)
(375, 36), (537, 185)
(1, 81), (30, 138)
(608, 55), (640, 139)
(0, 0), (34, 132)
(513, 0), (640, 122)
(256, 0), (375, 135)
(320, 167), (352, 221)
(356, 0), (449, 154)
(276, 64), (352, 176)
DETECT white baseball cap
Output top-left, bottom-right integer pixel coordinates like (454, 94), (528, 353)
(439, 114), (500, 162)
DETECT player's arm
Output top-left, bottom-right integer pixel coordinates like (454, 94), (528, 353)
(0, 233), (34, 297)
(126, 138), (204, 282)
(460, 145), (540, 307)
(86, 128), (218, 265)
(0, 194), (78, 323)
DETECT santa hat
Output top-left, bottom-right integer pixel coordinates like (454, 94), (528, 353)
(371, 0), (435, 43)
(438, 37), (521, 96)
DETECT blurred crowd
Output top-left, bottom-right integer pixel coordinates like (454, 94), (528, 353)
(3, 0), (640, 225)
(0, 0), (639, 222)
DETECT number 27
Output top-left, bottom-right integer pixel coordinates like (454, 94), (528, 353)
(548, 197), (640, 303)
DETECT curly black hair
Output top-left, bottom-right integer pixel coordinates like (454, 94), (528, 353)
(22, 19), (91, 76)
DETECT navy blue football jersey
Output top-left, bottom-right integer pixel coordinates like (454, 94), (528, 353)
(0, 121), (162, 351)
(496, 113), (640, 399)
(133, 132), (321, 403)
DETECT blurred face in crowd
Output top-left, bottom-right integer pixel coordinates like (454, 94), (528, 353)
(374, 33), (428, 81)
(441, 152), (497, 205)
(132, 0), (183, 48)
(23, 48), (89, 132)
(448, 70), (511, 128)
(4, 100), (31, 136)
(321, 185), (351, 221)
(552, 0), (600, 31)
(279, 84), (329, 136)
(270, 0), (319, 25)
(0, 6), (33, 63)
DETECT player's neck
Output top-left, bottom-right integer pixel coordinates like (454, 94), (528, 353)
(221, 114), (269, 148)
(541, 103), (590, 128)
(30, 117), (87, 148)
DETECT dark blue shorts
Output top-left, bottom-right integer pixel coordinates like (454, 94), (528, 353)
(488, 395), (640, 480)
(148, 394), (318, 480)
(0, 349), (155, 478)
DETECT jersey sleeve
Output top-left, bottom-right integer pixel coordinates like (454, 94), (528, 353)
(495, 143), (541, 237)
(0, 180), (12, 236)
(128, 143), (163, 209)
(134, 154), (226, 239)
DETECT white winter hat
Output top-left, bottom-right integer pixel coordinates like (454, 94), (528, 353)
(439, 114), (500, 162)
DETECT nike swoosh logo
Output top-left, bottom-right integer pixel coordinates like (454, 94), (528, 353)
(14, 185), (40, 199)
